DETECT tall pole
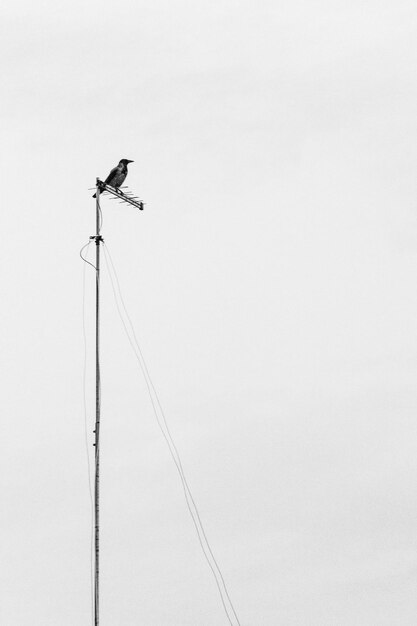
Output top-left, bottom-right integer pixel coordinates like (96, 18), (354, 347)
(88, 175), (142, 626)
(94, 180), (101, 626)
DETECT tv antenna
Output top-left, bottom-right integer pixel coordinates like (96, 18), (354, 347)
(91, 178), (144, 626)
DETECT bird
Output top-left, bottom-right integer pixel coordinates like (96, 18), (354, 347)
(93, 159), (134, 197)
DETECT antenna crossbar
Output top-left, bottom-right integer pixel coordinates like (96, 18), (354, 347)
(96, 179), (144, 210)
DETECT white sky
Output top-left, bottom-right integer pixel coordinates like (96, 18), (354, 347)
(1, 1), (417, 624)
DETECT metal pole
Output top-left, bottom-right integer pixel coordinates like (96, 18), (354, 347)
(94, 180), (101, 626)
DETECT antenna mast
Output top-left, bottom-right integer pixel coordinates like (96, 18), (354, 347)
(94, 181), (102, 626)
(91, 177), (144, 626)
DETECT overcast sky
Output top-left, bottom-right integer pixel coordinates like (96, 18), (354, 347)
(1, 1), (417, 624)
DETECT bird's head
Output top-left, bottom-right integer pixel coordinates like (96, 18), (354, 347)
(120, 159), (134, 165)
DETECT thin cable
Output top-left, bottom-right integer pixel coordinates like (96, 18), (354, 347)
(97, 193), (103, 234)
(81, 241), (95, 626)
(102, 248), (234, 626)
(103, 246), (240, 625)
(103, 244), (240, 624)
(80, 242), (97, 271)
(102, 244), (241, 626)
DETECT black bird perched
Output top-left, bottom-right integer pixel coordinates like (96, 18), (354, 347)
(93, 158), (134, 197)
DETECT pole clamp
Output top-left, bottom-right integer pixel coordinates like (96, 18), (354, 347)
(96, 179), (105, 194)
(90, 235), (104, 245)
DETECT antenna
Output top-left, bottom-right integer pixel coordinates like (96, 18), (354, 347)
(96, 178), (144, 211)
(86, 178), (240, 625)
(91, 177), (144, 626)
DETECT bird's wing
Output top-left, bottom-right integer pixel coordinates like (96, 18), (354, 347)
(104, 165), (120, 184)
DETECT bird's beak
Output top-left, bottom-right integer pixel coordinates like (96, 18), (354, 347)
(127, 160), (134, 163)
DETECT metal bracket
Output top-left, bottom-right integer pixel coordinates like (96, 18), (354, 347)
(90, 235), (104, 245)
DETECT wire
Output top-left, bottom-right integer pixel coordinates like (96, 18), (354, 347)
(80, 242), (97, 271)
(102, 249), (233, 624)
(102, 243), (241, 626)
(81, 241), (95, 626)
(103, 244), (240, 623)
(98, 201), (103, 234)
(96, 190), (103, 233)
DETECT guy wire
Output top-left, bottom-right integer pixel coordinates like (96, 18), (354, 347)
(103, 246), (241, 625)
(102, 243), (241, 626)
